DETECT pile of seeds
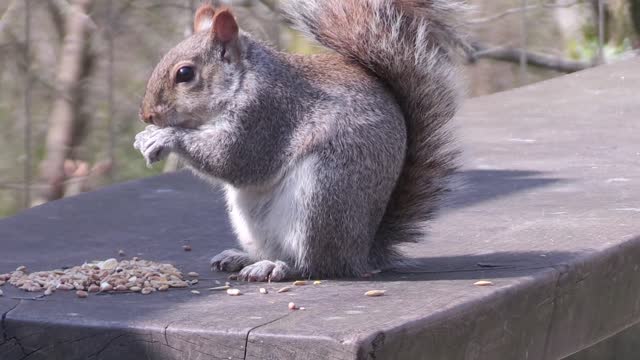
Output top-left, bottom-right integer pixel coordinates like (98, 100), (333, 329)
(0, 258), (192, 297)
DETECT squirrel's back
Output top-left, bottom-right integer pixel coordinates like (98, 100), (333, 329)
(283, 0), (466, 265)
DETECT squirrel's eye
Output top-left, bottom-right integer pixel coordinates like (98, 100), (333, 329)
(176, 66), (195, 83)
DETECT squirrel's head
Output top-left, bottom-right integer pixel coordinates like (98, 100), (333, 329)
(140, 5), (244, 128)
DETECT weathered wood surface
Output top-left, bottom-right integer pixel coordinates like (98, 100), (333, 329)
(1, 58), (639, 360)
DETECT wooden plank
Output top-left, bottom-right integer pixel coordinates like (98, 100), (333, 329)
(0, 58), (639, 359)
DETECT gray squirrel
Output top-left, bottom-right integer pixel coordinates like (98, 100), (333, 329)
(134, 0), (465, 281)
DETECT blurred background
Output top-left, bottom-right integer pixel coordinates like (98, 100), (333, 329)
(0, 0), (638, 218)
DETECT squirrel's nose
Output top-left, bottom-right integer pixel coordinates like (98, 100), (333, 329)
(141, 111), (156, 124)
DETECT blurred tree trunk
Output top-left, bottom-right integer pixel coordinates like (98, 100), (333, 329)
(34, 0), (94, 205)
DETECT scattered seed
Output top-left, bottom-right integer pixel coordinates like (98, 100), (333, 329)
(188, 272), (199, 277)
(76, 290), (88, 298)
(98, 259), (118, 270)
(226, 288), (241, 296)
(293, 280), (307, 286)
(259, 288), (268, 294)
(364, 290), (386, 297)
(141, 287), (153, 295)
(182, 245), (192, 252)
(190, 279), (199, 285)
(16, 266), (27, 272)
(313, 281), (321, 285)
(5, 258), (189, 298)
(191, 290), (201, 295)
(473, 280), (494, 287)
(118, 249), (126, 257)
(277, 286), (292, 293)
(57, 283), (74, 291)
(208, 286), (231, 291)
(100, 283), (113, 292)
(288, 302), (298, 310)
(169, 281), (189, 288)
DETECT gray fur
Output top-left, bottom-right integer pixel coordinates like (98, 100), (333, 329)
(135, 0), (464, 280)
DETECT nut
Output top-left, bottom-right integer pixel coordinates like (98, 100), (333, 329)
(76, 290), (88, 298)
(292, 281), (307, 286)
(288, 302), (298, 310)
(118, 249), (126, 257)
(115, 285), (128, 292)
(88, 284), (100, 293)
(182, 245), (192, 251)
(130, 286), (141, 292)
(158, 285), (169, 291)
(226, 288), (241, 296)
(313, 281), (322, 285)
(0, 289), (3, 296)
(364, 290), (386, 297)
(141, 287), (153, 295)
(277, 286), (292, 293)
(259, 288), (268, 294)
(473, 280), (494, 287)
(191, 290), (201, 295)
(188, 272), (199, 277)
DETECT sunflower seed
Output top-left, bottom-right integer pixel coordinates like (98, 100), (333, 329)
(473, 280), (494, 287)
(364, 290), (386, 297)
(208, 286), (230, 291)
(226, 288), (241, 296)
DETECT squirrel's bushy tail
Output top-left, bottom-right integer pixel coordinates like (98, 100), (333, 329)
(283, 0), (465, 264)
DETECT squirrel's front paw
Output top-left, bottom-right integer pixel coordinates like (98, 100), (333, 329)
(134, 125), (178, 166)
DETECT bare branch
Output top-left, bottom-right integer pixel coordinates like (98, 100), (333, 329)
(469, 42), (592, 73)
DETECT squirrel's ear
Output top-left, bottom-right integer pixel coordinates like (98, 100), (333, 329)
(212, 8), (239, 43)
(194, 4), (216, 33)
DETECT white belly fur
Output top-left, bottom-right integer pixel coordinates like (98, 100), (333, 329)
(224, 156), (318, 263)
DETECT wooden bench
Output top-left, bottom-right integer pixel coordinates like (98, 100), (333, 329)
(1, 58), (639, 360)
